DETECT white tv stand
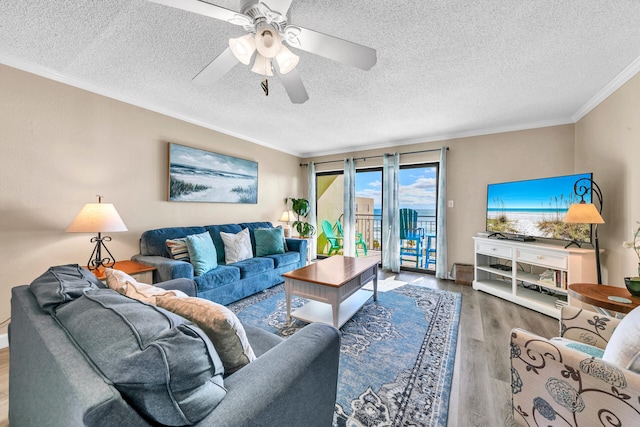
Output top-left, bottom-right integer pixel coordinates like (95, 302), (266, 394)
(473, 236), (597, 318)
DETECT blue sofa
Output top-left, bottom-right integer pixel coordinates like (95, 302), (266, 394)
(132, 222), (307, 305)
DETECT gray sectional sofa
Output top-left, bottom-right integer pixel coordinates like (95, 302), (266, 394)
(132, 221), (307, 305)
(9, 265), (341, 426)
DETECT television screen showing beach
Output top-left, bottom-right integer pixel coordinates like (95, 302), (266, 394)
(486, 173), (592, 243)
(169, 143), (258, 203)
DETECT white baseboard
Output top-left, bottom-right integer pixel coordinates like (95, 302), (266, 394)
(0, 333), (8, 349)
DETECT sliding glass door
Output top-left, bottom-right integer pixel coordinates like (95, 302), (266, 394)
(316, 163), (438, 272)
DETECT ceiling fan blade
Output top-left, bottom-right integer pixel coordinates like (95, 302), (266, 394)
(193, 47), (239, 85)
(148, 0), (250, 26)
(274, 67), (309, 104)
(284, 26), (377, 71)
(259, 0), (293, 16)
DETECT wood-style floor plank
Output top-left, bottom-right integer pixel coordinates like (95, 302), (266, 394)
(0, 273), (558, 427)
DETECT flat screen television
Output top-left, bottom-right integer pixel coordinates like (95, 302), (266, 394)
(486, 172), (593, 243)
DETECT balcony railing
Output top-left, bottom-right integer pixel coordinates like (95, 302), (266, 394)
(354, 214), (436, 251)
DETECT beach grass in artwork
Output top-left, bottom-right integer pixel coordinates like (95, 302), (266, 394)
(486, 173), (592, 242)
(169, 143), (258, 203)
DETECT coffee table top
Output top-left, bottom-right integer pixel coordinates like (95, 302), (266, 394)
(282, 256), (378, 287)
(568, 283), (640, 314)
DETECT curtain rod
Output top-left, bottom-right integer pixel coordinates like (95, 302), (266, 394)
(299, 146), (448, 167)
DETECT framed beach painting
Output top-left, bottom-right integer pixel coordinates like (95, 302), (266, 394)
(168, 143), (258, 203)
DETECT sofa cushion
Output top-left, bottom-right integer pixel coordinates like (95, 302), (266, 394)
(104, 268), (187, 304)
(603, 306), (640, 373)
(255, 227), (285, 257)
(239, 221), (274, 251)
(220, 228), (253, 263)
(194, 265), (241, 293)
(157, 296), (256, 375)
(29, 264), (103, 314)
(234, 257), (275, 278)
(186, 231), (218, 276)
(140, 226), (207, 257)
(166, 237), (190, 262)
(54, 289), (226, 426)
(264, 251), (301, 268)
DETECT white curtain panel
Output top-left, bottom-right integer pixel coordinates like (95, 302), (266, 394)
(307, 161), (317, 261)
(343, 158), (356, 257)
(382, 153), (400, 272)
(435, 147), (448, 279)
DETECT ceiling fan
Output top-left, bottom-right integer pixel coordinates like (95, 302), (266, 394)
(148, 0), (377, 104)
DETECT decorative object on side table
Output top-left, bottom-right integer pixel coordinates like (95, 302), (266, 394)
(287, 197), (316, 237)
(278, 209), (295, 238)
(66, 195), (128, 270)
(563, 177), (604, 283)
(624, 277), (640, 297)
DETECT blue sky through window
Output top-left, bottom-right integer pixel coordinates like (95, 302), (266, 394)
(355, 166), (437, 212)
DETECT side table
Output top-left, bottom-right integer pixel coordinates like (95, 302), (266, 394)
(568, 283), (640, 317)
(88, 260), (156, 283)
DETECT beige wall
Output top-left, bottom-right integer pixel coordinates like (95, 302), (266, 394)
(575, 71), (640, 286)
(0, 64), (303, 333)
(305, 125), (577, 274)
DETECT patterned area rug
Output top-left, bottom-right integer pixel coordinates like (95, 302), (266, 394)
(228, 283), (461, 427)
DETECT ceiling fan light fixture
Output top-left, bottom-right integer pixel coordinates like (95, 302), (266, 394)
(275, 45), (299, 74)
(251, 53), (273, 76)
(254, 24), (282, 58)
(229, 34), (256, 65)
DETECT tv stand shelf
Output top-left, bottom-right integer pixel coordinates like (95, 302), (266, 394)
(473, 236), (597, 318)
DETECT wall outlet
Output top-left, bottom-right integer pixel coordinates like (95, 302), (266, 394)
(448, 200), (454, 208)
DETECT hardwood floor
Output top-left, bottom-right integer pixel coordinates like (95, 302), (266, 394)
(0, 273), (557, 427)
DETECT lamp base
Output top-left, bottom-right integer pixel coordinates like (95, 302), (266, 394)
(87, 234), (117, 271)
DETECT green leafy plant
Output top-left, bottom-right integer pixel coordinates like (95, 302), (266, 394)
(288, 198), (316, 237)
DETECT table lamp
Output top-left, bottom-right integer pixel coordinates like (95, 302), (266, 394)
(279, 210), (295, 238)
(66, 195), (128, 270)
(563, 178), (604, 284)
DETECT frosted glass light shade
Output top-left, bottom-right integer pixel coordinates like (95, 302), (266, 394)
(66, 203), (128, 233)
(229, 34), (256, 65)
(563, 203), (604, 224)
(251, 53), (273, 76)
(275, 45), (299, 74)
(255, 24), (282, 58)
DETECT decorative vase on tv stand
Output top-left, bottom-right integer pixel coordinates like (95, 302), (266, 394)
(287, 198), (316, 238)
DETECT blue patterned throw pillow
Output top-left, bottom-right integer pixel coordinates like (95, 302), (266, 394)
(255, 228), (285, 257)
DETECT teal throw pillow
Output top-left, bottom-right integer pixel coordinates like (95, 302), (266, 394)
(255, 228), (285, 257)
(186, 232), (218, 276)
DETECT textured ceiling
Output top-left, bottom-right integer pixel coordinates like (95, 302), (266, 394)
(1, 1), (640, 157)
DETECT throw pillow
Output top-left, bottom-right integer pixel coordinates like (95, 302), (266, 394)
(157, 295), (257, 375)
(105, 268), (187, 304)
(220, 228), (253, 263)
(255, 227), (285, 257)
(186, 232), (218, 276)
(30, 264), (103, 314)
(166, 237), (190, 262)
(55, 289), (226, 426)
(603, 306), (640, 373)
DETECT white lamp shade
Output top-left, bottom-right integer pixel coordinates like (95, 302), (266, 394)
(563, 203), (605, 224)
(275, 45), (299, 74)
(66, 203), (128, 233)
(229, 34), (256, 65)
(251, 53), (273, 76)
(254, 24), (282, 58)
(279, 210), (295, 223)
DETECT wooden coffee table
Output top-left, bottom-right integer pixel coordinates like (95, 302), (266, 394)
(568, 283), (640, 315)
(282, 256), (378, 329)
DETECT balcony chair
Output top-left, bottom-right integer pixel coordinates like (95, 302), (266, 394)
(335, 221), (367, 257)
(399, 208), (424, 268)
(510, 305), (640, 426)
(321, 220), (343, 256)
(425, 233), (436, 268)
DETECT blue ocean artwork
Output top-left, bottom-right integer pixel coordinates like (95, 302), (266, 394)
(169, 143), (258, 203)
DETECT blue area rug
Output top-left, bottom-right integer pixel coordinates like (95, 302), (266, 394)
(228, 283), (461, 427)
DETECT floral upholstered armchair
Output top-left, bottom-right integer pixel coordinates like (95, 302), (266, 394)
(510, 305), (640, 426)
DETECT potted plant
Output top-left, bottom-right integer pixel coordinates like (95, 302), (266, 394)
(287, 198), (316, 238)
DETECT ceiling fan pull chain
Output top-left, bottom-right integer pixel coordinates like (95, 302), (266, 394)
(261, 78), (269, 96)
